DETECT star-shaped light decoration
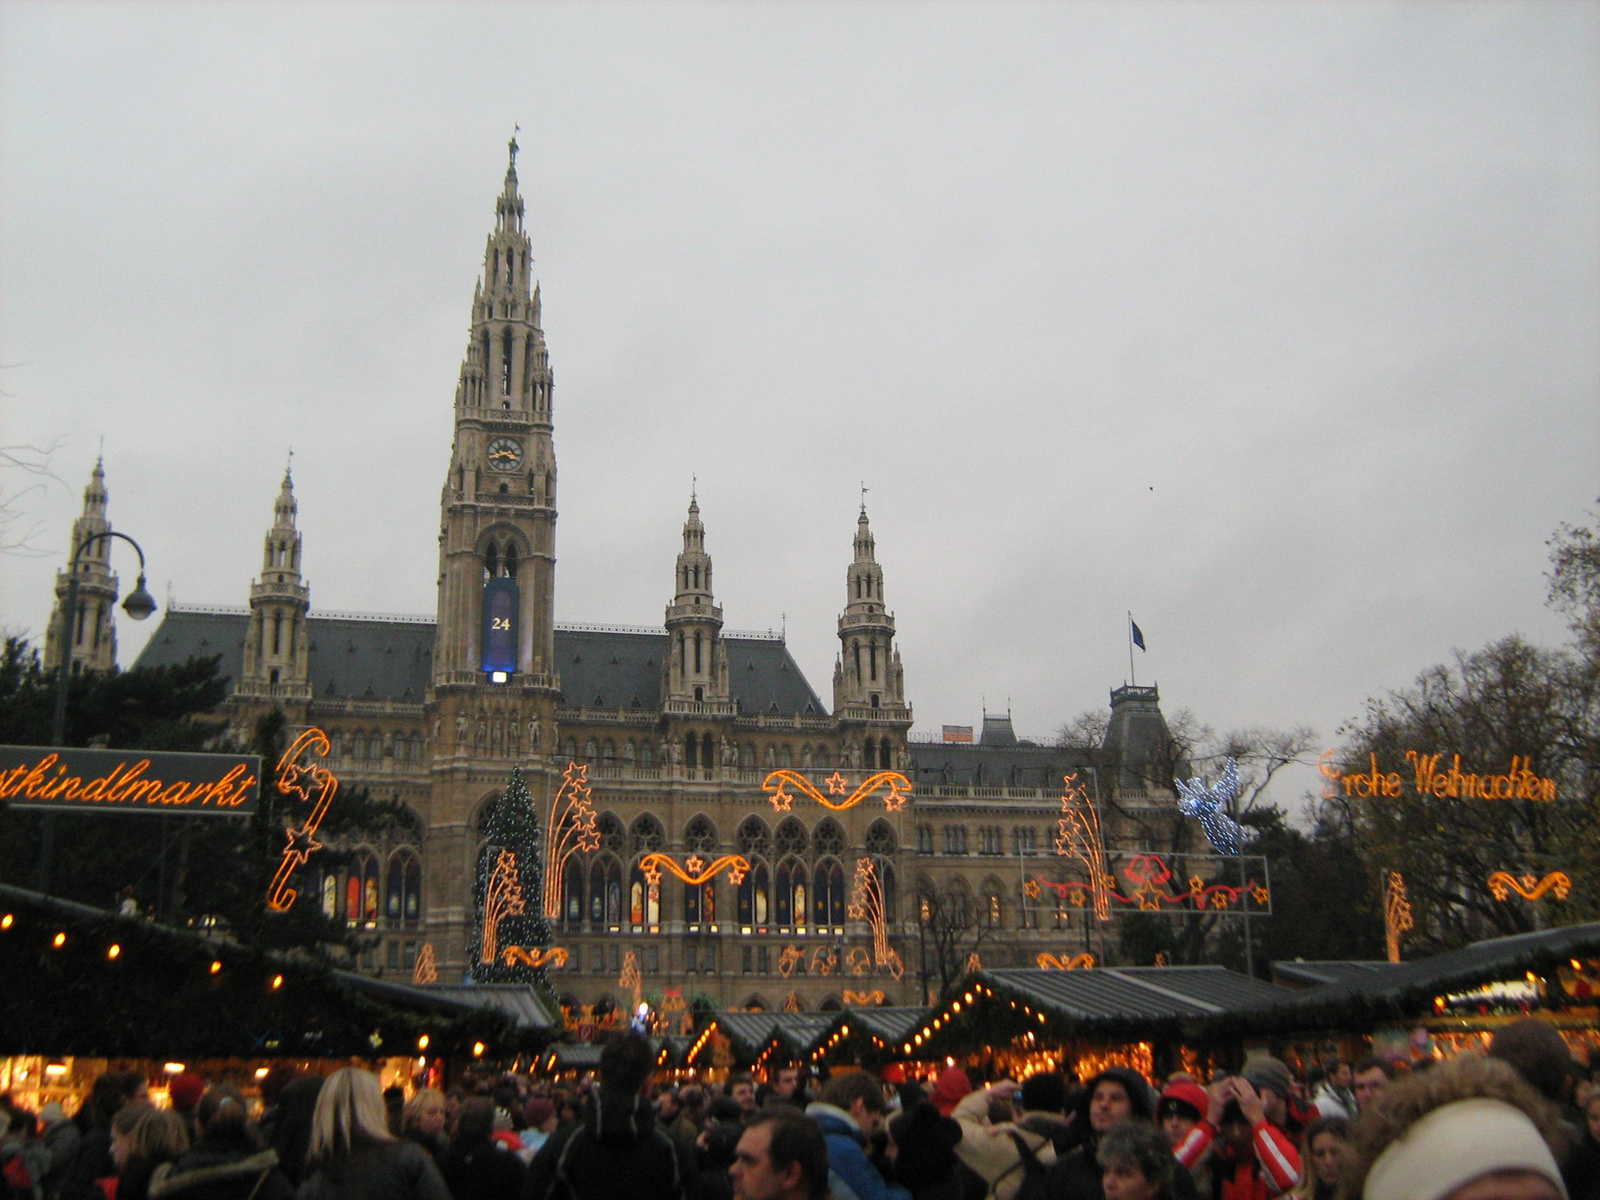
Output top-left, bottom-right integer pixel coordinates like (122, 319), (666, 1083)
(644, 865), (662, 887)
(825, 772), (849, 795)
(685, 855), (705, 875)
(768, 783), (794, 811)
(1024, 879), (1041, 900)
(1251, 885), (1270, 907)
(882, 779), (909, 811)
(284, 826), (322, 859)
(1175, 758), (1248, 856)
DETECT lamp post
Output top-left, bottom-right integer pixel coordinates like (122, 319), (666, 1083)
(39, 530), (158, 892)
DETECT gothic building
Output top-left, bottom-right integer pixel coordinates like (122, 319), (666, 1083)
(50, 143), (1197, 1013)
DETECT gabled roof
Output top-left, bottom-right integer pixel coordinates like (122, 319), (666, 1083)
(134, 608), (828, 716)
(983, 966), (1291, 1022)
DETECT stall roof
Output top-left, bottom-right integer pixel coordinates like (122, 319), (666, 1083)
(982, 966), (1293, 1023)
(543, 1042), (603, 1072)
(1263, 922), (1600, 1027)
(838, 1007), (930, 1045)
(1270, 961), (1402, 989)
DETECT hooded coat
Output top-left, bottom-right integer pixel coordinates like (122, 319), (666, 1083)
(951, 1085), (1073, 1200)
(523, 1089), (692, 1200)
(805, 1103), (912, 1200)
(1042, 1069), (1201, 1200)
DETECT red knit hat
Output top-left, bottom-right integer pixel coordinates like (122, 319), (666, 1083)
(169, 1072), (207, 1112)
(929, 1065), (973, 1116)
(1158, 1080), (1208, 1122)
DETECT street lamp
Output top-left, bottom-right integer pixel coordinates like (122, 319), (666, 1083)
(39, 530), (158, 891)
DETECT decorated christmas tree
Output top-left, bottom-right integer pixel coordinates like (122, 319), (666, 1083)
(472, 765), (553, 985)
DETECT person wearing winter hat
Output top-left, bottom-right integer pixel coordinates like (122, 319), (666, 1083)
(168, 1074), (207, 1143)
(1342, 1054), (1568, 1200)
(1173, 1062), (1301, 1200)
(886, 1101), (975, 1200)
(930, 1068), (974, 1118)
(1046, 1067), (1204, 1200)
(1158, 1082), (1209, 1148)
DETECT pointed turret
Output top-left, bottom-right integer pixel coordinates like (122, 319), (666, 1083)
(664, 494), (730, 711)
(240, 462), (311, 701)
(44, 459), (120, 675)
(834, 505), (909, 740)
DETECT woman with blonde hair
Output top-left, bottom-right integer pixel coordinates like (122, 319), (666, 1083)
(400, 1089), (448, 1159)
(111, 1108), (190, 1200)
(295, 1068), (448, 1200)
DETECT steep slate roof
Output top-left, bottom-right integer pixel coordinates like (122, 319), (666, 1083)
(983, 966), (1292, 1022)
(908, 740), (1095, 789)
(135, 608), (827, 715)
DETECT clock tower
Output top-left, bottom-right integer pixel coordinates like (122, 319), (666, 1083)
(426, 137), (561, 975)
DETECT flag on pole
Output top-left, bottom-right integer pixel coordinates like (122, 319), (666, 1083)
(1131, 619), (1146, 651)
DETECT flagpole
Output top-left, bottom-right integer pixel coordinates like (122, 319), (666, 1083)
(1127, 611), (1136, 686)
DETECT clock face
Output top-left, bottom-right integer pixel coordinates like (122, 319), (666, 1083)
(487, 437), (523, 472)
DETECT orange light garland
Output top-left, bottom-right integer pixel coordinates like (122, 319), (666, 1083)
(778, 944), (804, 978)
(844, 989), (886, 1006)
(266, 729), (339, 912)
(620, 949), (642, 1010)
(1054, 772), (1111, 921)
(1027, 853), (1268, 913)
(543, 761), (600, 920)
(1036, 952), (1096, 970)
(480, 849), (525, 965)
(763, 769), (911, 812)
(1487, 871), (1572, 902)
(501, 945), (569, 969)
(637, 853), (750, 887)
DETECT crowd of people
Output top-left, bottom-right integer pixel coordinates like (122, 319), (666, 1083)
(2, 1018), (1598, 1200)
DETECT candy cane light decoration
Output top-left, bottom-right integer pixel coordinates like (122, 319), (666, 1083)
(266, 728), (339, 912)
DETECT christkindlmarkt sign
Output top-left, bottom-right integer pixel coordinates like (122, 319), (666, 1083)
(0, 745), (260, 816)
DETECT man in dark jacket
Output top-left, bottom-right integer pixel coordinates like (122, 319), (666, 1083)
(525, 1033), (694, 1200)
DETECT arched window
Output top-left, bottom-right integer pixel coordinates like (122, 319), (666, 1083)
(320, 869), (339, 920)
(775, 817), (808, 858)
(630, 814), (665, 856)
(800, 744), (813, 769)
(740, 743), (756, 769)
(385, 854), (406, 922)
(684, 734), (698, 768)
(583, 738), (598, 761)
(865, 820), (897, 857)
(813, 860), (846, 927)
(739, 861), (771, 929)
(602, 739), (616, 765)
(737, 816), (771, 860)
(623, 740), (637, 766)
(879, 740), (893, 769)
(775, 858), (802, 926)
(563, 859), (585, 928)
(780, 744), (793, 768)
(685, 816), (716, 852)
(562, 737), (578, 760)
(589, 856), (623, 928)
(640, 740), (655, 768)
(863, 737), (877, 768)
(504, 543), (518, 579)
(628, 862), (659, 929)
(348, 849), (379, 927)
(813, 819), (845, 858)
(702, 732), (715, 768)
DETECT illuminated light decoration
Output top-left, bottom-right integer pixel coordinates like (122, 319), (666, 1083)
(637, 852), (750, 888)
(417, 1034), (430, 1050)
(1, 913), (13, 930)
(52, 932), (65, 948)
(778, 944), (804, 978)
(412, 943), (438, 984)
(473, 1041), (486, 1057)
(477, 765), (554, 985)
(1487, 871), (1572, 902)
(501, 945), (569, 969)
(270, 974), (284, 990)
(965, 952), (982, 974)
(619, 949), (642, 1010)
(845, 946), (873, 976)
(543, 762), (600, 919)
(1054, 772), (1112, 921)
(847, 857), (904, 979)
(809, 946), (838, 976)
(1154, 951), (1168, 968)
(106, 943), (121, 959)
(763, 769), (912, 813)
(1175, 758), (1246, 856)
(1027, 853), (1266, 914)
(1036, 953), (1096, 970)
(842, 988), (887, 1009)
(1385, 871), (1413, 963)
(265, 729), (339, 911)
(209, 960), (223, 975)
(1320, 749), (1558, 803)
(163, 1062), (185, 1074)
(783, 991), (801, 1012)
(479, 849), (525, 965)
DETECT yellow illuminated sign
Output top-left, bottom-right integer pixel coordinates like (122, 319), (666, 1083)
(1319, 751), (1557, 802)
(0, 746), (259, 814)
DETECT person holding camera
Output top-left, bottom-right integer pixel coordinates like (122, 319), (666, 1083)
(1172, 1061), (1301, 1200)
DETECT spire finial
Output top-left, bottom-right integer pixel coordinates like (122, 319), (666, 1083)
(859, 481), (869, 516)
(691, 474), (697, 505)
(509, 124), (520, 167)
(284, 447), (294, 483)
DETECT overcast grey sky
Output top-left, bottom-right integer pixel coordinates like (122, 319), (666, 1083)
(3, 2), (1596, 809)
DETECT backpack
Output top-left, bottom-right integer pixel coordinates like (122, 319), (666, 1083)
(999, 1131), (1050, 1200)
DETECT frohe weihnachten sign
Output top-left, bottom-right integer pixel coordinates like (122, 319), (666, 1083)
(0, 746), (260, 816)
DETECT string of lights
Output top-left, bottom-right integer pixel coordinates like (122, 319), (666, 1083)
(265, 728), (339, 912)
(763, 769), (911, 812)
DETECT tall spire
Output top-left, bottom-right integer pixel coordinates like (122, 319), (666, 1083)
(241, 465), (310, 700)
(834, 503), (908, 717)
(44, 459), (120, 674)
(664, 494), (729, 709)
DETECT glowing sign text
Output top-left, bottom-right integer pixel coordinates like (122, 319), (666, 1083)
(0, 746), (259, 814)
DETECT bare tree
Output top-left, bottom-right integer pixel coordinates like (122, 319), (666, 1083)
(912, 878), (997, 1003)
(1, 439), (65, 556)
